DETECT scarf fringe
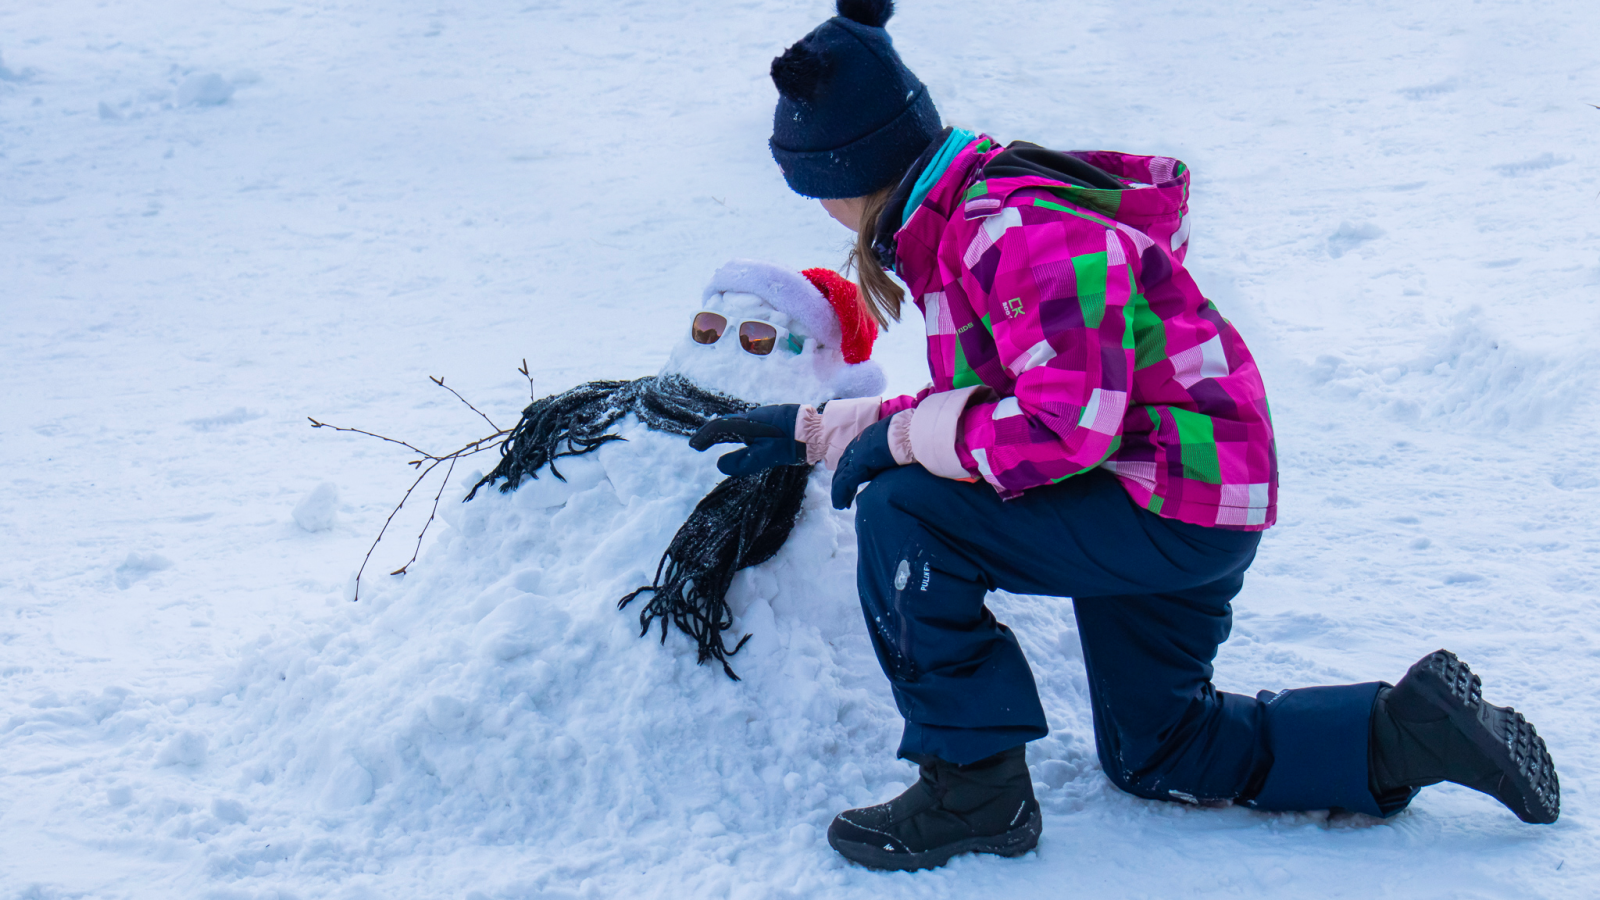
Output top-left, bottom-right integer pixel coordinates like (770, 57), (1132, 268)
(619, 464), (811, 680)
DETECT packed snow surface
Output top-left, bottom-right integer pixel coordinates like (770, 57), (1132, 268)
(2, 0), (1598, 897)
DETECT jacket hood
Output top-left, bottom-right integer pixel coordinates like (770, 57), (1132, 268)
(987, 148), (1191, 240)
(889, 138), (1196, 292)
(978, 141), (1125, 190)
(967, 145), (1191, 233)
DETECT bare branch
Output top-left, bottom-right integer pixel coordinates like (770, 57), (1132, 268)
(406, 433), (509, 469)
(308, 415), (507, 466)
(518, 358), (536, 402)
(343, 431), (509, 598)
(430, 375), (499, 432)
(308, 417), (436, 459)
(392, 455), (457, 576)
(354, 460), (439, 601)
(447, 432), (509, 456)
(312, 371), (521, 600)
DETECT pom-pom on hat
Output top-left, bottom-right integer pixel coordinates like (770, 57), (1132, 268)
(769, 0), (943, 200)
(702, 260), (886, 398)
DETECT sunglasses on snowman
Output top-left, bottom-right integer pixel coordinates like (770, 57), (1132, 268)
(690, 311), (807, 356)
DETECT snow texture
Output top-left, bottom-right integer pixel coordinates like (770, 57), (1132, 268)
(2, 1), (1598, 898)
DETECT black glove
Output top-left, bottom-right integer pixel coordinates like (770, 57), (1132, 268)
(689, 404), (807, 477)
(831, 416), (899, 510)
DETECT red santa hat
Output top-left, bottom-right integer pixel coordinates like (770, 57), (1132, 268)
(701, 260), (886, 398)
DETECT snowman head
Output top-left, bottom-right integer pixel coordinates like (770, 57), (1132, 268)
(661, 260), (886, 406)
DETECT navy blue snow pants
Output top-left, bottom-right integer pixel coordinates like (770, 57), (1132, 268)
(853, 464), (1397, 816)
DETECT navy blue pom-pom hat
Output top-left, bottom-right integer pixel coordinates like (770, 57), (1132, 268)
(769, 0), (942, 199)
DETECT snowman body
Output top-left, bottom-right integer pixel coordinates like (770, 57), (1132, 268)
(491, 260), (886, 679)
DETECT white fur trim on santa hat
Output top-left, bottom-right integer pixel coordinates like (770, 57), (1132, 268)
(702, 260), (843, 350)
(831, 361), (887, 399)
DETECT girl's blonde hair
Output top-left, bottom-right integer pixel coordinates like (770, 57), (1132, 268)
(844, 185), (905, 328)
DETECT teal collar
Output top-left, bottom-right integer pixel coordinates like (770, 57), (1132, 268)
(902, 128), (976, 227)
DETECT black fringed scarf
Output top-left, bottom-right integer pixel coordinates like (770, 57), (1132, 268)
(466, 374), (813, 679)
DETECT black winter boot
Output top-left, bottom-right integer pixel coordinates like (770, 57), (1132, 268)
(826, 746), (1041, 871)
(1370, 649), (1559, 824)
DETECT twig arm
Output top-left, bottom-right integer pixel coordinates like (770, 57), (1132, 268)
(308, 418), (435, 459)
(430, 375), (500, 432)
(392, 456), (457, 576)
(518, 359), (537, 402)
(354, 460), (438, 600)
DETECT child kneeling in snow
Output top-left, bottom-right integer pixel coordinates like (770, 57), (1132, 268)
(692, 0), (1560, 872)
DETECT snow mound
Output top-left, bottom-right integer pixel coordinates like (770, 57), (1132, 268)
(176, 72), (234, 107)
(1326, 221), (1385, 259)
(291, 483), (340, 533)
(1305, 312), (1594, 431)
(149, 421), (911, 890)
(114, 551), (174, 589)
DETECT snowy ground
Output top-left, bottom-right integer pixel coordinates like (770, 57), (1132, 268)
(3, 0), (1598, 897)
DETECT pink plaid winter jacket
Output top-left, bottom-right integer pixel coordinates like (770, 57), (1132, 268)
(806, 135), (1277, 531)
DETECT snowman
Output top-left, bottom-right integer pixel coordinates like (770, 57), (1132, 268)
(87, 263), (911, 875)
(466, 259), (886, 677)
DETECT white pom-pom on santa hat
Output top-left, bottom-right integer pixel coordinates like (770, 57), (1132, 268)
(702, 260), (885, 399)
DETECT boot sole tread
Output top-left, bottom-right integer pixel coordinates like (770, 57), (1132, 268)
(1400, 649), (1559, 824)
